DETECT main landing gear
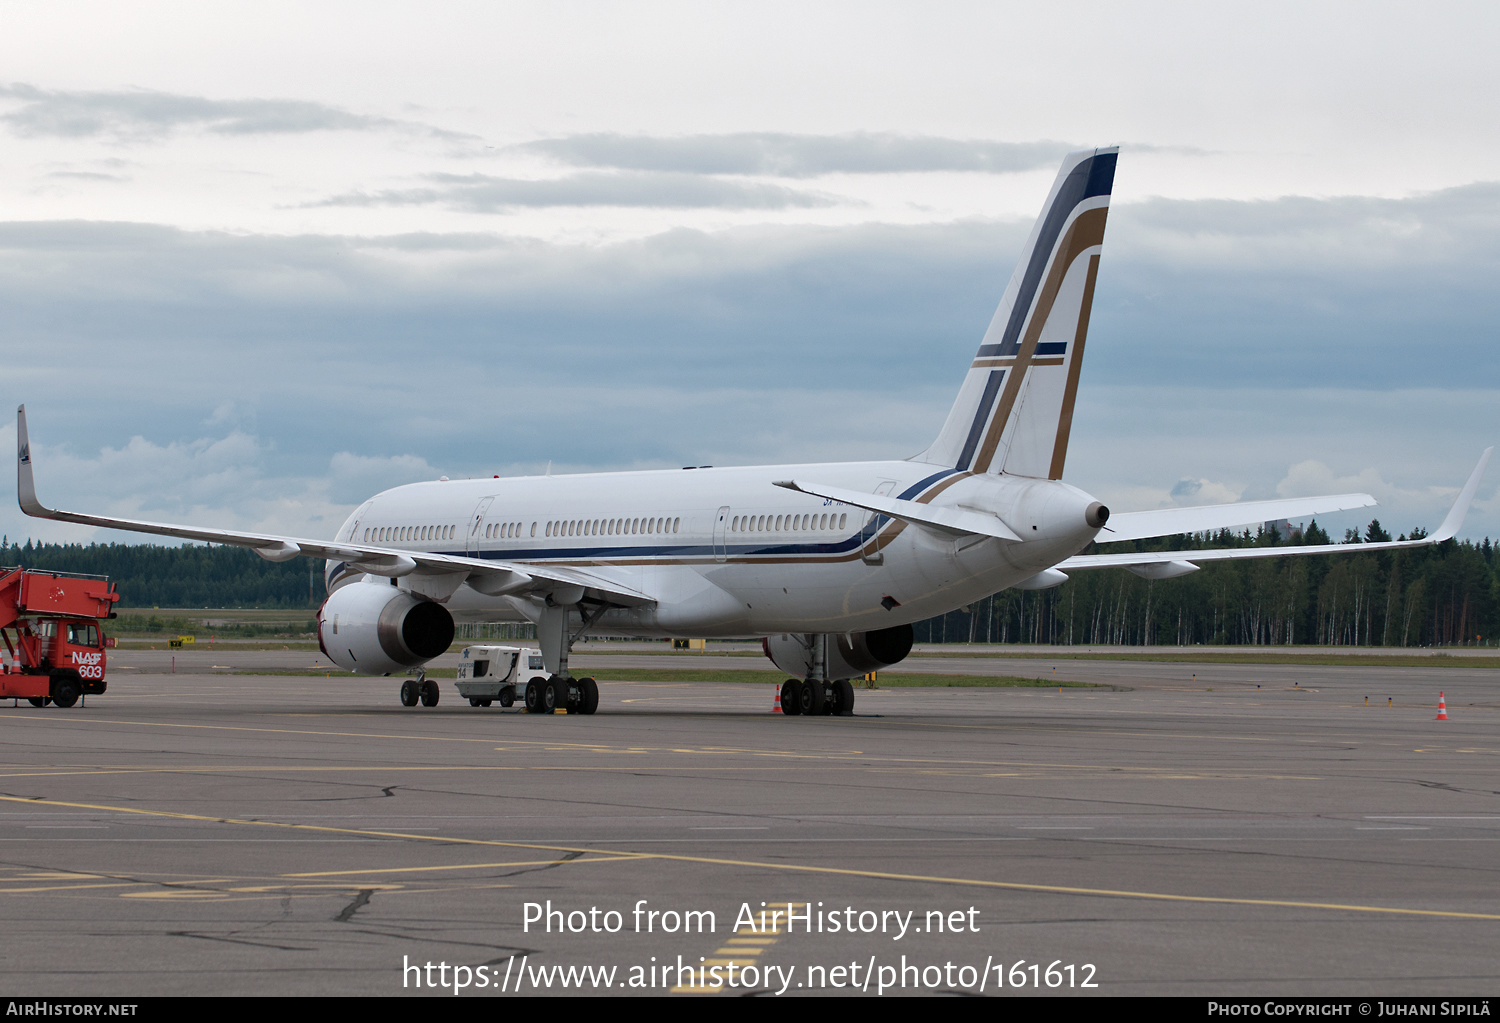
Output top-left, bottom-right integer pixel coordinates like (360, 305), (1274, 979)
(780, 678), (855, 717)
(523, 675), (599, 715)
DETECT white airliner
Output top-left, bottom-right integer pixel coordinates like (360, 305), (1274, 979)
(16, 147), (1491, 717)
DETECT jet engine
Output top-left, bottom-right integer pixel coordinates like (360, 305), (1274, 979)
(317, 580), (455, 676)
(763, 624), (914, 681)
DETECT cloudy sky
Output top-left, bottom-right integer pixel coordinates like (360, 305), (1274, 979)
(2, 1), (1497, 547)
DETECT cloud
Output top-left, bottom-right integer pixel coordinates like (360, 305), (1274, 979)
(4, 180), (1500, 541)
(311, 170), (838, 211)
(328, 452), (440, 505)
(1090, 181), (1500, 389)
(1170, 477), (1242, 506)
(0, 82), (449, 141)
(44, 170), (128, 183)
(509, 133), (1078, 178)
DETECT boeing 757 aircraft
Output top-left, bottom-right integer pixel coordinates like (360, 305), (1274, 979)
(16, 148), (1491, 717)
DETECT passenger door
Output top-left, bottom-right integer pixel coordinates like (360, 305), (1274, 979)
(465, 497), (496, 554)
(713, 506), (730, 563)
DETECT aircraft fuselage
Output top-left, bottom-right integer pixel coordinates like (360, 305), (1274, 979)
(327, 459), (1104, 637)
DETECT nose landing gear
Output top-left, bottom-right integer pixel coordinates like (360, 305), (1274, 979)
(398, 673), (441, 708)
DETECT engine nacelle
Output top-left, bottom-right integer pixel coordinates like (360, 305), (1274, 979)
(317, 581), (455, 675)
(763, 624), (914, 681)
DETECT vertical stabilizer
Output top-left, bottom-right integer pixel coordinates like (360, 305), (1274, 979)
(917, 147), (1116, 478)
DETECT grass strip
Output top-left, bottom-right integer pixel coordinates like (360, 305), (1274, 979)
(230, 666), (1100, 688)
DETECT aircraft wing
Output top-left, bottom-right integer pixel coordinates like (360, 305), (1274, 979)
(1059, 448), (1491, 578)
(1100, 493), (1377, 543)
(15, 406), (655, 609)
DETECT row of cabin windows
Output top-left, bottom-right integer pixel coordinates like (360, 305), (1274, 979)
(733, 512), (846, 533)
(359, 513), (848, 546)
(546, 516), (680, 539)
(363, 524), (456, 543)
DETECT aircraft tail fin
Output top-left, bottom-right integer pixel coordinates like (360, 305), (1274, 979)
(917, 146), (1116, 478)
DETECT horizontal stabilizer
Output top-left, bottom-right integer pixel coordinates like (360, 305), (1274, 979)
(773, 479), (1022, 541)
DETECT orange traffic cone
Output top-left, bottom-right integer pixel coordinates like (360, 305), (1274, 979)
(773, 685), (783, 714)
(1436, 692), (1448, 721)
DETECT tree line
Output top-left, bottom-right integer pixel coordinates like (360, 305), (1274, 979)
(0, 539), (323, 609)
(3, 522), (1496, 646)
(914, 521), (1497, 647)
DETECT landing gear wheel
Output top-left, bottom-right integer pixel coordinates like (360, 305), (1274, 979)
(399, 679), (419, 707)
(780, 679), (803, 716)
(499, 686), (515, 708)
(420, 679), (440, 707)
(578, 677), (599, 715)
(799, 679), (826, 716)
(469, 697), (492, 708)
(27, 696), (50, 708)
(543, 676), (567, 714)
(51, 677), (81, 709)
(524, 677), (546, 713)
(832, 679), (855, 716)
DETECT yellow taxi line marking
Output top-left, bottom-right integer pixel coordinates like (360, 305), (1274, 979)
(285, 856), (642, 877)
(2, 793), (1495, 922)
(0, 882), (140, 894)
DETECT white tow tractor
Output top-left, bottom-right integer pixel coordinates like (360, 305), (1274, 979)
(453, 645), (544, 709)
(399, 644), (599, 714)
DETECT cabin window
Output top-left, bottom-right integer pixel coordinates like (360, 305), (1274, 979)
(839, 513), (847, 528)
(673, 518), (679, 532)
(530, 522), (537, 537)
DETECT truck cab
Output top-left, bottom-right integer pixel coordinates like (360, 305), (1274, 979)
(0, 568), (119, 708)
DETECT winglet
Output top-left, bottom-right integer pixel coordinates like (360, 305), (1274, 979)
(16, 405), (49, 517)
(1431, 447), (1492, 542)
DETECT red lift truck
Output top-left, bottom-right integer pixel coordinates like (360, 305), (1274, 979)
(0, 567), (120, 708)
